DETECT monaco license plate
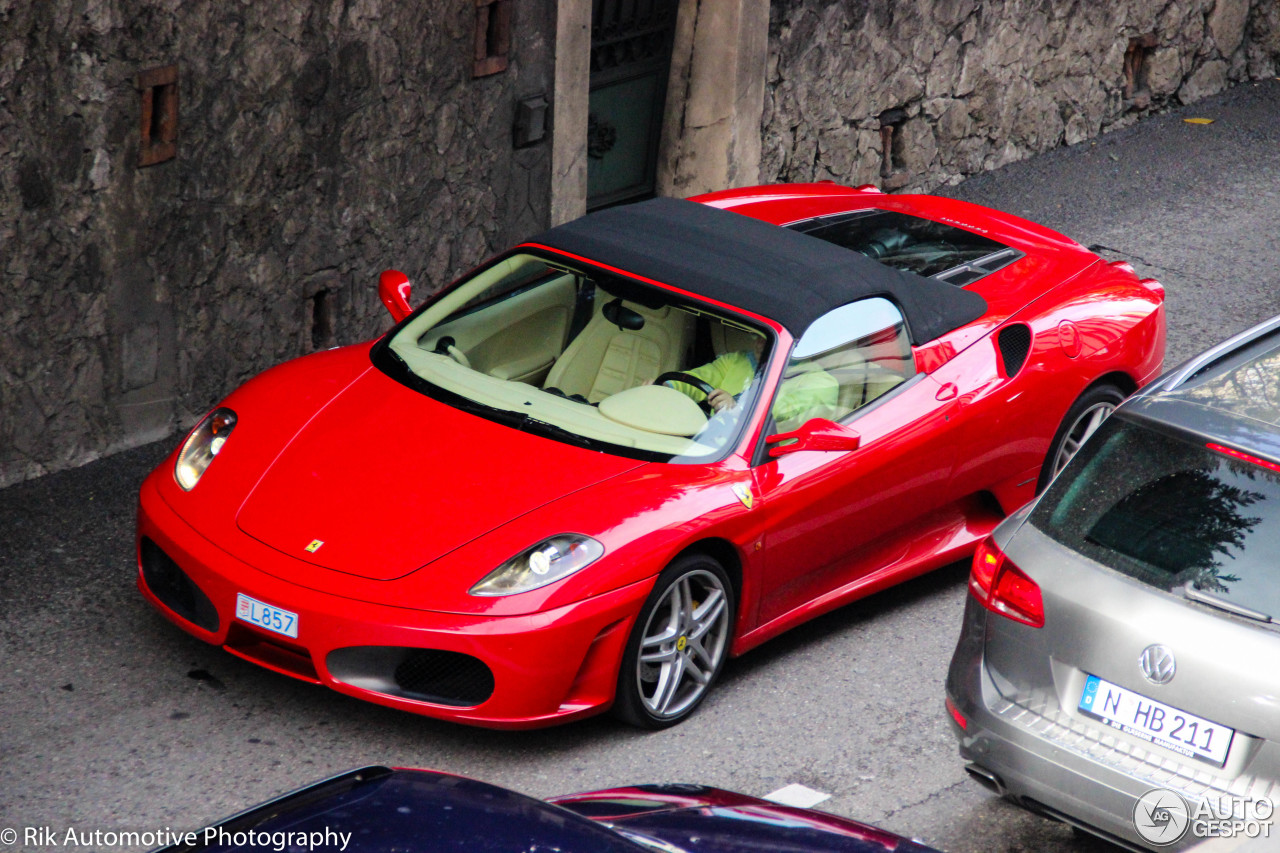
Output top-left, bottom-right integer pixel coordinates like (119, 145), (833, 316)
(235, 593), (299, 639)
(1078, 674), (1234, 766)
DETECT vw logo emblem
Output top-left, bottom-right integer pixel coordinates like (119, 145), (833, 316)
(1139, 644), (1176, 685)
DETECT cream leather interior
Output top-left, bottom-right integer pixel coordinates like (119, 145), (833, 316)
(422, 274), (577, 385)
(384, 346), (719, 455)
(710, 322), (760, 358)
(544, 298), (694, 403)
(598, 384), (707, 437)
(801, 351), (909, 423)
(832, 362), (906, 412)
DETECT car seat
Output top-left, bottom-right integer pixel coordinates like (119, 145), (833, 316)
(543, 298), (693, 404)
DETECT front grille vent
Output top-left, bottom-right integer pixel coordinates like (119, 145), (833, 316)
(394, 650), (495, 707)
(998, 324), (1032, 377)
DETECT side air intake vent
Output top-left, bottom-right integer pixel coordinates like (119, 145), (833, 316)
(998, 324), (1032, 377)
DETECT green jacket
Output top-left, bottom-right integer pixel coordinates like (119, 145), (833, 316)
(670, 351), (838, 425)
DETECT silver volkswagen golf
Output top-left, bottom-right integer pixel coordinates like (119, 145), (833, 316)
(946, 316), (1280, 851)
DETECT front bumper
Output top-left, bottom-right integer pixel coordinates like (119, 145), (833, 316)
(136, 478), (653, 729)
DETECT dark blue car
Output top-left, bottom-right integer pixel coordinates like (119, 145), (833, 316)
(156, 765), (942, 852)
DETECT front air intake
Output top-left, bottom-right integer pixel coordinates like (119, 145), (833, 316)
(327, 646), (495, 707)
(997, 324), (1032, 377)
(139, 538), (220, 632)
(394, 649), (495, 706)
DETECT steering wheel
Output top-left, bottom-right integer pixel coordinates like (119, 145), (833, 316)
(655, 371), (717, 415)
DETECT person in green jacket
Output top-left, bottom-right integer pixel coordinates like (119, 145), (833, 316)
(666, 336), (838, 425)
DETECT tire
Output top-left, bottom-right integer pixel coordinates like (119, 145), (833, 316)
(613, 554), (735, 729)
(1037, 383), (1126, 493)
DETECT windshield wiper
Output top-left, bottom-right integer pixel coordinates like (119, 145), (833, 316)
(518, 416), (607, 451)
(1183, 584), (1273, 623)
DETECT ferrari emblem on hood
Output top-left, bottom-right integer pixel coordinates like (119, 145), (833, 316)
(305, 539), (325, 553)
(731, 483), (754, 509)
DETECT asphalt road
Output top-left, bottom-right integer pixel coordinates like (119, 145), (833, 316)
(2, 79), (1278, 853)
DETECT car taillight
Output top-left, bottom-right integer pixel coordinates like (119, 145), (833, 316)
(968, 537), (1045, 628)
(969, 538), (1000, 600)
(989, 561), (1045, 627)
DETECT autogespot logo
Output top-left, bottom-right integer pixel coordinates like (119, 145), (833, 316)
(1134, 789), (1190, 846)
(1134, 789), (1276, 845)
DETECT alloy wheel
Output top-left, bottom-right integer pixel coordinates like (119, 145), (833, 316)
(635, 569), (730, 720)
(1051, 400), (1116, 479)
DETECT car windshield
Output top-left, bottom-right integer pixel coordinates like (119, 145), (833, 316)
(1031, 416), (1280, 621)
(373, 253), (770, 464)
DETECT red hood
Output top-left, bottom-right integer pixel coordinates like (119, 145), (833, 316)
(236, 371), (646, 580)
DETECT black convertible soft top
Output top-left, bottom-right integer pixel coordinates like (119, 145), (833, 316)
(527, 197), (988, 344)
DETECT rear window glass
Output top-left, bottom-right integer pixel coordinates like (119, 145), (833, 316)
(1031, 416), (1280, 620)
(788, 210), (1019, 282)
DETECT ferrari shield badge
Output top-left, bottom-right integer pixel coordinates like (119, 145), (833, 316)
(305, 539), (324, 553)
(731, 482), (754, 509)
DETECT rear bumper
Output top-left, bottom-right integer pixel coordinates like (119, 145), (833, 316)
(136, 477), (653, 729)
(948, 666), (1161, 851)
(946, 596), (1199, 852)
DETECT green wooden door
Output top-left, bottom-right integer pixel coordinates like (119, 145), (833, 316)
(587, 0), (679, 210)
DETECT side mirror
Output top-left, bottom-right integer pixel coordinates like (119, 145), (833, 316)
(766, 418), (861, 457)
(379, 269), (412, 322)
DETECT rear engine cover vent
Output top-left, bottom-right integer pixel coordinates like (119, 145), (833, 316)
(998, 324), (1032, 377)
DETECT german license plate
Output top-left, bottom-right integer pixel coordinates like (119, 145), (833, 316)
(236, 593), (299, 639)
(1078, 674), (1233, 766)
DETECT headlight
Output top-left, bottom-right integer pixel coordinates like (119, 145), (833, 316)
(469, 534), (605, 596)
(175, 407), (237, 490)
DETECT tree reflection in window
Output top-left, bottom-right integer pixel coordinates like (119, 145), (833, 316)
(1086, 466), (1262, 594)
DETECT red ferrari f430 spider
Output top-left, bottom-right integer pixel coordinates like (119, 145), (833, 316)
(137, 183), (1165, 728)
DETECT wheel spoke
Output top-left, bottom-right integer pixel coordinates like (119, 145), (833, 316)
(682, 647), (712, 684)
(1081, 405), (1111, 440)
(1057, 438), (1080, 471)
(677, 577), (695, 631)
(640, 644), (678, 665)
(688, 591), (726, 642)
(1055, 401), (1116, 476)
(651, 654), (685, 713)
(641, 623), (678, 650)
(685, 636), (717, 674)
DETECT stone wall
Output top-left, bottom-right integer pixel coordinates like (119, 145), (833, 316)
(762, 0), (1280, 190)
(5, 0), (1280, 488)
(0, 0), (555, 486)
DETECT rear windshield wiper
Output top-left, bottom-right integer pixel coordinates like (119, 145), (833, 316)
(1183, 584), (1273, 623)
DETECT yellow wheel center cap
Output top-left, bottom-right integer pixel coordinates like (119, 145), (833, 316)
(677, 635), (687, 651)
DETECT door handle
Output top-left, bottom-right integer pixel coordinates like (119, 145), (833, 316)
(936, 382), (958, 401)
